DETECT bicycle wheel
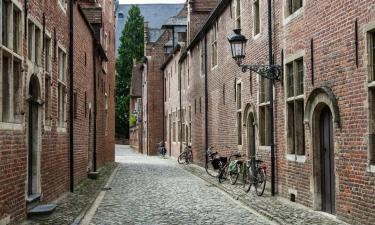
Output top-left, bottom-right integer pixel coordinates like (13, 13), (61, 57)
(255, 168), (266, 196)
(228, 164), (239, 185)
(186, 151), (193, 164)
(218, 164), (228, 183)
(205, 161), (220, 177)
(243, 167), (252, 193)
(177, 152), (186, 164)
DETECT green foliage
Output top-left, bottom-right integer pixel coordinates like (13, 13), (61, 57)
(129, 114), (137, 128)
(116, 5), (144, 138)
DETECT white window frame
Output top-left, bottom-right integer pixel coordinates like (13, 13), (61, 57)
(57, 45), (67, 130)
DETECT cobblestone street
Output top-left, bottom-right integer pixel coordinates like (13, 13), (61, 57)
(88, 145), (273, 225)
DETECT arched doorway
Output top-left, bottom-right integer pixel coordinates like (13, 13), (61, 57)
(319, 106), (335, 214)
(247, 113), (256, 160)
(305, 87), (339, 215)
(28, 75), (41, 196)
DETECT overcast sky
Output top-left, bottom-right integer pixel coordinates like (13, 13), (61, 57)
(119, 0), (185, 4)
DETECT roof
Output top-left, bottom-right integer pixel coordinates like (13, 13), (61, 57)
(115, 4), (185, 55)
(149, 28), (165, 43)
(187, 0), (229, 52)
(161, 16), (187, 28)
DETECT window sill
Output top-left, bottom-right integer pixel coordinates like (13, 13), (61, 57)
(367, 165), (375, 173)
(211, 65), (218, 71)
(368, 81), (375, 88)
(258, 146), (271, 151)
(253, 33), (261, 40)
(286, 154), (306, 163)
(57, 127), (67, 133)
(0, 122), (23, 131)
(44, 125), (52, 132)
(283, 7), (304, 26)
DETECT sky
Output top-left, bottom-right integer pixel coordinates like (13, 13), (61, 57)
(119, 0), (185, 4)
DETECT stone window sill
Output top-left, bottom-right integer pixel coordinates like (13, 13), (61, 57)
(258, 146), (271, 151)
(0, 122), (23, 131)
(57, 127), (67, 133)
(286, 154), (306, 163)
(283, 7), (304, 26)
(367, 165), (375, 173)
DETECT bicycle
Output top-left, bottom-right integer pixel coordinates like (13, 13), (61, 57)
(242, 158), (267, 196)
(205, 146), (227, 178)
(158, 141), (167, 158)
(178, 144), (193, 164)
(218, 152), (242, 184)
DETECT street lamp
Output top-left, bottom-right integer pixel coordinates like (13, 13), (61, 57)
(227, 29), (282, 81)
(228, 28), (281, 196)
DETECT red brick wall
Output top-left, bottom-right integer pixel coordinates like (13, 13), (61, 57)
(0, 0), (115, 223)
(161, 0), (375, 223)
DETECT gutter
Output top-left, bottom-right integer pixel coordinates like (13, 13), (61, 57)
(69, 0), (74, 192)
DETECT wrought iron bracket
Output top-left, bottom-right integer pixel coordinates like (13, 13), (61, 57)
(240, 64), (282, 81)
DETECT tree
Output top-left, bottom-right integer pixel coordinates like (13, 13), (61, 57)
(116, 5), (144, 138)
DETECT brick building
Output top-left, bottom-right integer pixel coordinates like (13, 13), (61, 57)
(154, 0), (375, 224)
(0, 0), (115, 224)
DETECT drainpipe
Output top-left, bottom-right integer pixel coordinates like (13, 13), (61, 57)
(93, 41), (97, 172)
(69, 0), (74, 192)
(179, 61), (182, 154)
(162, 70), (165, 147)
(204, 36), (208, 164)
(268, 0), (276, 196)
(24, 0), (28, 39)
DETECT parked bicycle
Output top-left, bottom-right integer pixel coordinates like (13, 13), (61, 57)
(158, 141), (167, 158)
(218, 152), (242, 184)
(243, 158), (267, 196)
(178, 144), (193, 164)
(205, 146), (227, 178)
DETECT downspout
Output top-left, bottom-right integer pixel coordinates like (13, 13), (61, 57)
(172, 27), (175, 48)
(162, 70), (165, 146)
(69, 0), (74, 192)
(179, 61), (182, 154)
(204, 36), (208, 164)
(146, 60), (149, 155)
(267, 0), (276, 196)
(24, 0), (28, 39)
(93, 41), (97, 172)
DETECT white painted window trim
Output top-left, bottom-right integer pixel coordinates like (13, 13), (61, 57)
(252, 0), (261, 38)
(0, 122), (23, 131)
(58, 0), (67, 13)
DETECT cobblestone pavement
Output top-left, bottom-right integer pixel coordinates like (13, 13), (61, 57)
(180, 162), (347, 225)
(89, 145), (274, 225)
(23, 162), (117, 225)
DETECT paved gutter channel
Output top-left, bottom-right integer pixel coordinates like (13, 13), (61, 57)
(176, 161), (348, 225)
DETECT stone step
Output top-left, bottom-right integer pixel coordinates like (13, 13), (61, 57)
(26, 193), (41, 210)
(27, 204), (57, 218)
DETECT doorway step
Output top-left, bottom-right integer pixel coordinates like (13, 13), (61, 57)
(27, 194), (57, 218)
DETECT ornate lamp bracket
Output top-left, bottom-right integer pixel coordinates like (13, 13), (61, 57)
(240, 64), (282, 81)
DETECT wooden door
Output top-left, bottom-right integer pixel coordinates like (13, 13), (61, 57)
(320, 107), (335, 214)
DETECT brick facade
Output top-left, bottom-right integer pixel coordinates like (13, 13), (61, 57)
(0, 0), (115, 224)
(156, 0), (375, 224)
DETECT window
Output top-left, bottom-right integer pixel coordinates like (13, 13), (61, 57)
(286, 58), (305, 155)
(45, 36), (52, 73)
(254, 0), (260, 35)
(368, 30), (375, 165)
(0, 0), (23, 124)
(178, 109), (181, 142)
(286, 0), (303, 16)
(188, 106), (191, 143)
(236, 82), (242, 145)
(200, 42), (205, 76)
(211, 22), (218, 68)
(235, 0), (241, 28)
(118, 13), (124, 19)
(45, 74), (51, 125)
(58, 47), (67, 128)
(28, 20), (42, 65)
(259, 77), (270, 146)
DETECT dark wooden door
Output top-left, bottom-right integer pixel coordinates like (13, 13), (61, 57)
(320, 107), (335, 214)
(28, 101), (38, 195)
(247, 114), (256, 160)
